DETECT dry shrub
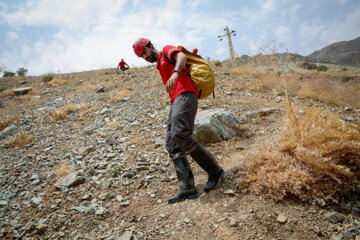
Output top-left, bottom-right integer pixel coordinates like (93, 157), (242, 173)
(240, 106), (360, 201)
(52, 162), (74, 178)
(47, 77), (70, 87)
(0, 116), (18, 131)
(230, 67), (251, 76)
(8, 133), (36, 147)
(111, 90), (132, 102)
(253, 72), (360, 108)
(299, 77), (360, 108)
(252, 72), (283, 94)
(61, 104), (79, 113)
(49, 110), (68, 121)
(0, 88), (14, 97)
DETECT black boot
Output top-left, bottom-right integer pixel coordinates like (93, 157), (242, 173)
(190, 145), (225, 192)
(168, 156), (198, 204)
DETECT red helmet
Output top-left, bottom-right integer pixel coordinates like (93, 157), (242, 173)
(133, 38), (151, 57)
(193, 48), (198, 54)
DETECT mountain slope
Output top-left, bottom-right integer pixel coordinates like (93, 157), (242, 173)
(308, 36), (360, 66)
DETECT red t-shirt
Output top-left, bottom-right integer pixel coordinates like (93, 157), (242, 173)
(157, 45), (197, 104)
(118, 61), (127, 68)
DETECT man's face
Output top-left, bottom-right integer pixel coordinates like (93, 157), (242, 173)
(141, 47), (158, 63)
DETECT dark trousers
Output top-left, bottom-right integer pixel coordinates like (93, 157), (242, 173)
(165, 91), (199, 159)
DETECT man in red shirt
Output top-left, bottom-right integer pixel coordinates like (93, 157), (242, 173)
(117, 59), (130, 73)
(133, 38), (225, 204)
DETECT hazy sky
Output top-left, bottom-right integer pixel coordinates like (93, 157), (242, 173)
(0, 0), (359, 75)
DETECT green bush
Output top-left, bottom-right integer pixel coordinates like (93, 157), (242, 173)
(302, 62), (317, 70)
(3, 71), (15, 77)
(341, 67), (348, 71)
(17, 67), (28, 76)
(42, 73), (55, 82)
(213, 60), (222, 66)
(317, 65), (328, 71)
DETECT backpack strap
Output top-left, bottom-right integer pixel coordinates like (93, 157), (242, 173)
(162, 52), (191, 78)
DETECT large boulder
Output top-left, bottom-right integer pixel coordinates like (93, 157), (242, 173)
(193, 109), (239, 144)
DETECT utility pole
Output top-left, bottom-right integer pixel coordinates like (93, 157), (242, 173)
(218, 26), (237, 68)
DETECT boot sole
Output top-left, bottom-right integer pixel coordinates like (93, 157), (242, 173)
(167, 193), (198, 204)
(204, 170), (225, 192)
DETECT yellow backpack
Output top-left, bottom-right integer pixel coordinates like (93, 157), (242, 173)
(162, 46), (215, 99)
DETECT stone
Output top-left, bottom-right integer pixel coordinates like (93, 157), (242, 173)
(30, 197), (43, 207)
(229, 218), (238, 227)
(316, 198), (327, 207)
(276, 214), (287, 224)
(35, 224), (46, 232)
(343, 232), (353, 239)
(0, 200), (8, 206)
(101, 107), (111, 115)
(0, 86), (8, 92)
(239, 214), (251, 221)
(13, 87), (32, 96)
(324, 212), (346, 224)
(193, 109), (239, 144)
(54, 172), (85, 188)
(0, 125), (19, 140)
(95, 207), (106, 215)
(117, 231), (133, 240)
(96, 86), (106, 92)
(224, 189), (235, 196)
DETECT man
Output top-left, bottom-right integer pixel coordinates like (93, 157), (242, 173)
(133, 38), (225, 204)
(117, 59), (130, 73)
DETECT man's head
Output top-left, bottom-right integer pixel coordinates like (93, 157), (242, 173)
(121, 58), (124, 62)
(193, 48), (198, 55)
(133, 38), (158, 63)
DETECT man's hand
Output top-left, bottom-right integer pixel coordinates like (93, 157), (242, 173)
(166, 72), (179, 93)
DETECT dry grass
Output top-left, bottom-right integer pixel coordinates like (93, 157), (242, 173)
(239, 105), (360, 201)
(49, 110), (68, 121)
(299, 77), (360, 108)
(253, 72), (360, 108)
(52, 162), (75, 178)
(111, 89), (132, 102)
(0, 116), (19, 131)
(8, 132), (36, 147)
(61, 104), (80, 113)
(47, 77), (70, 87)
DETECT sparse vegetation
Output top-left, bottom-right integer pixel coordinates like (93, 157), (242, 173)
(240, 105), (360, 201)
(342, 67), (348, 71)
(3, 71), (16, 77)
(42, 73), (55, 82)
(301, 62), (317, 70)
(341, 75), (353, 83)
(52, 162), (75, 178)
(16, 67), (28, 76)
(317, 64), (328, 71)
(47, 77), (70, 87)
(0, 116), (18, 131)
(48, 110), (68, 121)
(8, 132), (36, 147)
(213, 60), (222, 66)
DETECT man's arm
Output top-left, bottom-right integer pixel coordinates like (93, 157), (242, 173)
(166, 52), (187, 93)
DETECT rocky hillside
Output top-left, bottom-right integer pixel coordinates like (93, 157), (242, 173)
(308, 36), (360, 66)
(0, 56), (360, 240)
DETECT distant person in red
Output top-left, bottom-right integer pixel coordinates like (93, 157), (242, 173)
(117, 59), (130, 72)
(192, 48), (201, 58)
